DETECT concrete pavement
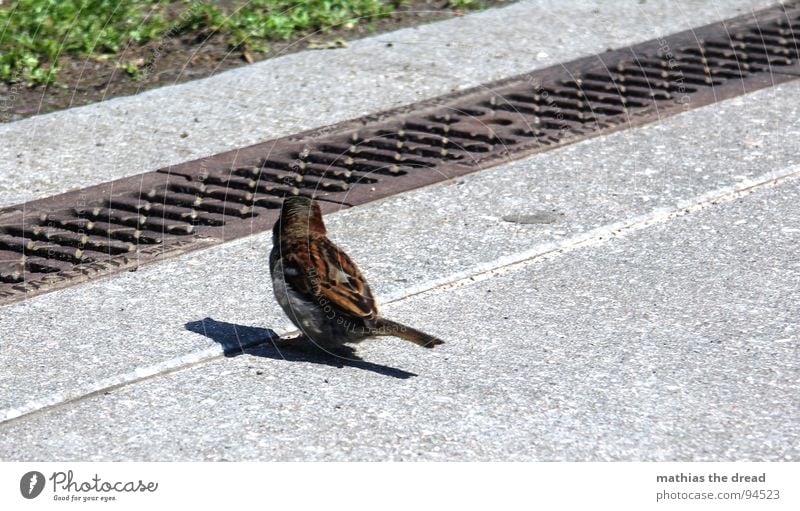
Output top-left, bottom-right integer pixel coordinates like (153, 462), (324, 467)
(0, 0), (776, 208)
(0, 0), (797, 460)
(3, 172), (798, 461)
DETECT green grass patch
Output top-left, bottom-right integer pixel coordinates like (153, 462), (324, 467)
(178, 0), (394, 53)
(0, 0), (426, 86)
(0, 1), (171, 84)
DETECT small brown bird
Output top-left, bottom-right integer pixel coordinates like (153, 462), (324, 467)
(269, 196), (444, 356)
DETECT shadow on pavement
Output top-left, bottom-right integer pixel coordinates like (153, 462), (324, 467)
(185, 317), (417, 379)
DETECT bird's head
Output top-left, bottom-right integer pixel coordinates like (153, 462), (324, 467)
(273, 196), (327, 244)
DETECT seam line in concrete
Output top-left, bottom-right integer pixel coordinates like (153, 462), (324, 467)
(2, 164), (799, 426)
(385, 165), (800, 305)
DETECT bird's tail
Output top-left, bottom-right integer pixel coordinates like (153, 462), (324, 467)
(371, 318), (444, 348)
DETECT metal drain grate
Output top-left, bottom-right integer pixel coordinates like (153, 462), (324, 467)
(2, 2), (800, 304)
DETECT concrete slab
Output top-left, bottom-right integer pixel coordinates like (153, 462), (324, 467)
(1, 169), (796, 461)
(0, 0), (797, 461)
(0, 0), (775, 207)
(1, 76), (799, 423)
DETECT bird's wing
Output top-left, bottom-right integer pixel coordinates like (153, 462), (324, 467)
(283, 236), (378, 320)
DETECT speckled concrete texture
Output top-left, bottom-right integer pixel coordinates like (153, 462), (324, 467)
(0, 0), (775, 207)
(1, 172), (796, 461)
(2, 78), (798, 422)
(0, 0), (797, 461)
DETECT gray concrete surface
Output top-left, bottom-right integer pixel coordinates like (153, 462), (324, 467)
(1, 75), (798, 423)
(1, 171), (797, 461)
(0, 0), (798, 461)
(0, 0), (776, 207)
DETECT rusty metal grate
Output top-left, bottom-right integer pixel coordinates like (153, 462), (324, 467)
(2, 2), (800, 304)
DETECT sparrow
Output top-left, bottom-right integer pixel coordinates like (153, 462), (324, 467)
(269, 196), (444, 356)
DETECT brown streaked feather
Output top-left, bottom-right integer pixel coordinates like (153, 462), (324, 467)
(279, 232), (377, 320)
(310, 235), (377, 319)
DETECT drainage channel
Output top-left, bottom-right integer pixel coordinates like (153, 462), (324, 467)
(1, 2), (799, 305)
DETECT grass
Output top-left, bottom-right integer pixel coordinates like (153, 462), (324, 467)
(0, 1), (171, 84)
(0, 0), (455, 86)
(180, 0), (394, 53)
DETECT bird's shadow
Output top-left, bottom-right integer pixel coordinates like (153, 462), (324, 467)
(185, 317), (417, 379)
